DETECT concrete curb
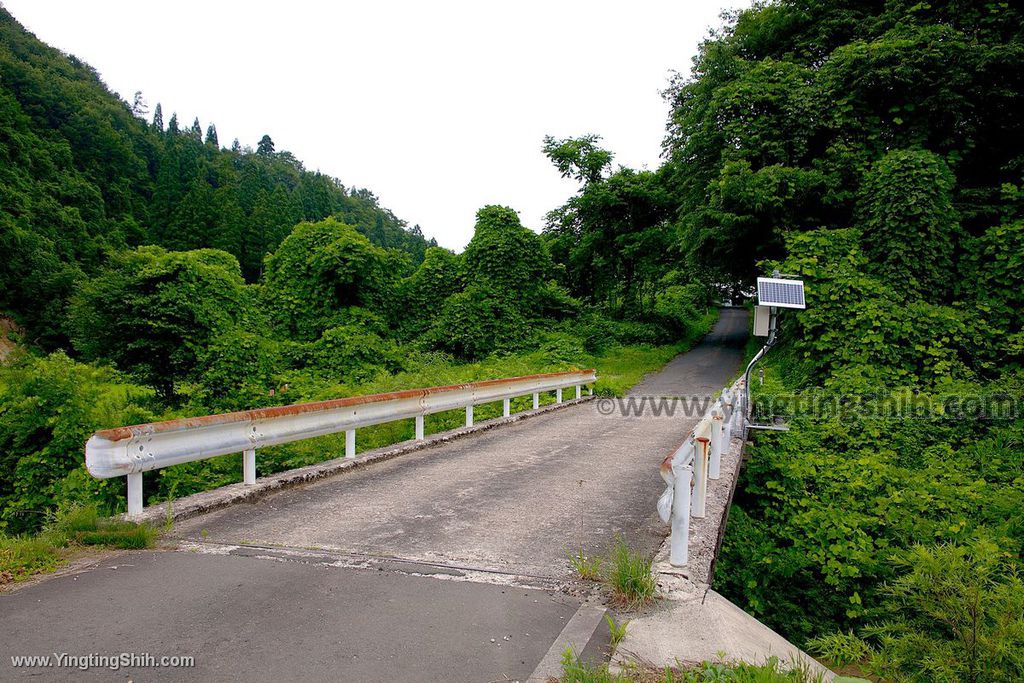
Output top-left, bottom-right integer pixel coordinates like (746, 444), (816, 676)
(131, 396), (595, 527)
(528, 602), (608, 682)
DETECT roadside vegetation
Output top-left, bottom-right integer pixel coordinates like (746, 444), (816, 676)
(689, 3), (1024, 679)
(559, 650), (827, 683)
(0, 504), (156, 586)
(567, 537), (657, 610)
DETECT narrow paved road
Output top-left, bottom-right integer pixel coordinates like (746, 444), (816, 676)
(2, 309), (748, 682)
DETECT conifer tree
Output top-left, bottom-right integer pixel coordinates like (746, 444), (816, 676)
(152, 102), (163, 131)
(256, 134), (275, 155)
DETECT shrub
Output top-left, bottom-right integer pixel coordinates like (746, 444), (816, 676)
(0, 353), (155, 533)
(427, 285), (531, 360)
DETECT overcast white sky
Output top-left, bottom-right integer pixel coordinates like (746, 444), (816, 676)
(4, 0), (748, 250)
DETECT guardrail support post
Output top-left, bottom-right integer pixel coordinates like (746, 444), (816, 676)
(415, 414), (424, 440)
(346, 429), (356, 457)
(503, 398), (510, 417)
(465, 405), (473, 428)
(693, 437), (709, 518)
(533, 392), (539, 410)
(127, 472), (143, 518)
(589, 386), (593, 396)
(575, 385), (581, 399)
(710, 406), (724, 480)
(670, 457), (693, 567)
(556, 388), (563, 404)
(723, 399), (734, 445)
(243, 448), (256, 485)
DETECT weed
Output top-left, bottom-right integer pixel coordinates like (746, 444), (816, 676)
(560, 648), (631, 683)
(606, 613), (629, 650)
(0, 533), (63, 583)
(569, 547), (604, 580)
(606, 537), (656, 609)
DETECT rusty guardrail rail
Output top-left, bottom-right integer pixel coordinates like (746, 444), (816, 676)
(86, 369), (596, 517)
(657, 378), (746, 566)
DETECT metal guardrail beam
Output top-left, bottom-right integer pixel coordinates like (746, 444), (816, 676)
(86, 369), (597, 517)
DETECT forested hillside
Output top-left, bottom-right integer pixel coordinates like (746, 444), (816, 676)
(0, 7), (713, 540)
(0, 7), (435, 347)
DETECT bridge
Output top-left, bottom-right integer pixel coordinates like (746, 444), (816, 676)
(1, 309), (826, 681)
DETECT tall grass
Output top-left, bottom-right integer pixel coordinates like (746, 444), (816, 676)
(606, 537), (657, 609)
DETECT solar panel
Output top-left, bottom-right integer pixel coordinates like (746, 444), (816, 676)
(757, 277), (806, 309)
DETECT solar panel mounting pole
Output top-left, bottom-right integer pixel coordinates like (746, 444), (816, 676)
(745, 271), (806, 432)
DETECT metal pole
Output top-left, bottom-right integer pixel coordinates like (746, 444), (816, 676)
(415, 414), (424, 440)
(533, 392), (539, 410)
(575, 385), (581, 399)
(243, 448), (256, 485)
(556, 388), (563, 404)
(503, 398), (510, 417)
(465, 404), (473, 428)
(345, 429), (355, 457)
(743, 307), (777, 426)
(127, 472), (143, 518)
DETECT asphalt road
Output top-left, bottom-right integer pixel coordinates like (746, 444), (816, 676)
(2, 551), (578, 682)
(1, 308), (749, 682)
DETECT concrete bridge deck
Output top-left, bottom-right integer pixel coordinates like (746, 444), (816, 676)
(2, 309), (749, 682)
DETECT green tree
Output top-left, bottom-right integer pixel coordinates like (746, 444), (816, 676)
(542, 134), (613, 184)
(0, 352), (155, 533)
(67, 247), (248, 397)
(261, 217), (395, 340)
(256, 134), (274, 155)
(462, 205), (551, 298)
(152, 102), (163, 131)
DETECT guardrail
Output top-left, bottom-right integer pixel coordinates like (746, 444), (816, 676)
(86, 369), (597, 517)
(657, 378), (746, 566)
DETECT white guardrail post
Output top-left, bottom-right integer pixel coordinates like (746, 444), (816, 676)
(659, 381), (743, 566)
(658, 437), (694, 567)
(709, 404), (724, 480)
(243, 448), (256, 485)
(692, 436), (709, 518)
(87, 369), (597, 518)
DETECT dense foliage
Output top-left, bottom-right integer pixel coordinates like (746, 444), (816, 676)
(0, 7), (435, 349)
(680, 2), (1024, 678)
